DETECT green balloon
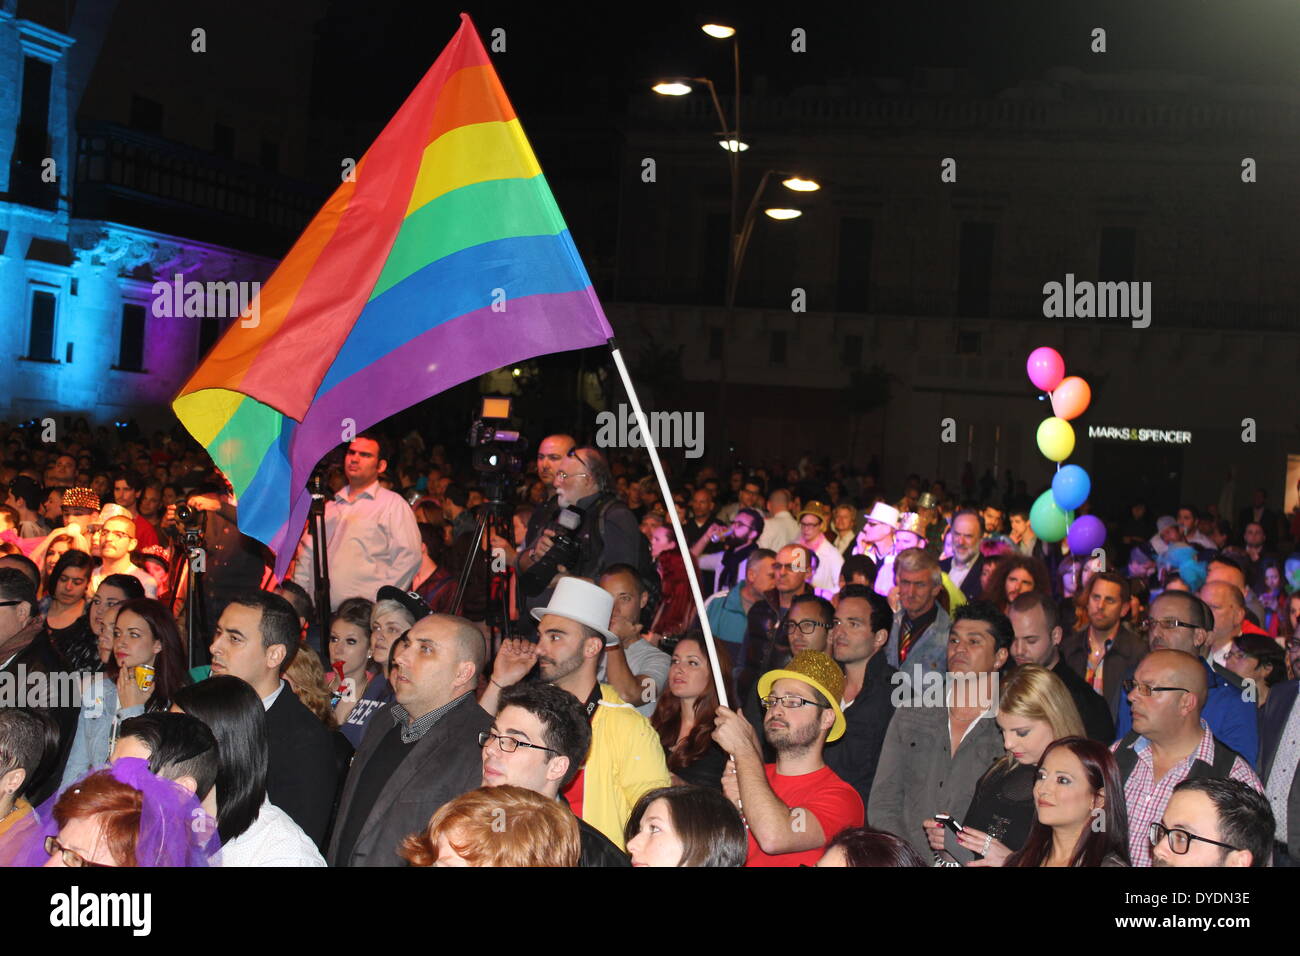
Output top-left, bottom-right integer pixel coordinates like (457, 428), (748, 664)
(1030, 490), (1070, 542)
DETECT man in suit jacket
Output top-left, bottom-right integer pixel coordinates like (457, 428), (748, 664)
(328, 613), (490, 867)
(885, 548), (951, 682)
(209, 590), (339, 849)
(1008, 591), (1115, 743)
(939, 510), (987, 602)
(1060, 572), (1146, 722)
(1258, 678), (1300, 864)
(0, 568), (80, 804)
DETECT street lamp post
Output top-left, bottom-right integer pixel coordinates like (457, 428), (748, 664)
(653, 25), (821, 465)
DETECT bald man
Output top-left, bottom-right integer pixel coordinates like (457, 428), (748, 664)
(1112, 649), (1262, 866)
(1114, 590), (1258, 766)
(328, 614), (492, 866)
(1200, 581), (1247, 669)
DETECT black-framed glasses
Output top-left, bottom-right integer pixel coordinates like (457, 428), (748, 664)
(1149, 821), (1240, 856)
(478, 731), (559, 755)
(1137, 617), (1200, 634)
(760, 694), (825, 711)
(785, 619), (831, 635)
(44, 835), (113, 868)
(1122, 679), (1190, 697)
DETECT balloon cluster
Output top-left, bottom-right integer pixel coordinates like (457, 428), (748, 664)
(1025, 347), (1104, 554)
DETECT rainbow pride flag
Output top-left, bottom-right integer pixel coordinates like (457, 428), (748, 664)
(174, 13), (614, 575)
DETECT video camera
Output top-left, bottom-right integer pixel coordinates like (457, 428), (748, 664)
(468, 397), (528, 505)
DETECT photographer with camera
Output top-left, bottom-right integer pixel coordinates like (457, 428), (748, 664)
(517, 446), (648, 633)
(162, 474), (273, 628)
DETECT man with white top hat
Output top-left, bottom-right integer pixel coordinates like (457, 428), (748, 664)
(480, 575), (670, 848)
(854, 502), (900, 597)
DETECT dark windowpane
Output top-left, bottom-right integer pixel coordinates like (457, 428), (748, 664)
(213, 124), (235, 159)
(957, 222), (995, 317)
(129, 94), (163, 134)
(842, 333), (863, 367)
(11, 58), (55, 208)
(29, 290), (56, 360)
(119, 304), (146, 371)
(770, 330), (787, 364)
(1099, 227), (1136, 283)
(260, 139), (280, 173)
(708, 327), (724, 361)
(703, 212), (729, 306)
(956, 331), (981, 355)
(198, 317), (221, 362)
(836, 218), (872, 312)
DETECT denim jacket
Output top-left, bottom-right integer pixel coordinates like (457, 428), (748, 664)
(59, 677), (144, 790)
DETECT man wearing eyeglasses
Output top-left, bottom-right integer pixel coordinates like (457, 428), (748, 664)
(479, 681), (629, 866)
(713, 650), (864, 866)
(736, 543), (814, 705)
(1113, 590), (1258, 767)
(741, 595), (834, 759)
(1151, 777), (1274, 867)
(88, 512), (156, 599)
(1111, 649), (1262, 866)
(689, 506), (764, 592)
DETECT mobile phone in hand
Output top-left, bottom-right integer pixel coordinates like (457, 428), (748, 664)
(934, 813), (964, 835)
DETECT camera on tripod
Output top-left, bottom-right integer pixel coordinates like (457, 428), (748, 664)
(469, 396), (529, 477)
(173, 502), (205, 531)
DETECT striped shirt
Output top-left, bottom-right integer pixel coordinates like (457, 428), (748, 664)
(1114, 721), (1262, 867)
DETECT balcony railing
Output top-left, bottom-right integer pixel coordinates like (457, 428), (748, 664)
(74, 123), (324, 257)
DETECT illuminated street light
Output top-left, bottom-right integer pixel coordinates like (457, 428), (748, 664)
(764, 208), (802, 220)
(782, 176), (820, 192)
(651, 80), (693, 96)
(719, 139), (750, 152)
(702, 23), (736, 38)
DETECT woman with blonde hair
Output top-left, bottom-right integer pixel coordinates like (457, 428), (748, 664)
(283, 641), (337, 730)
(925, 664), (1084, 866)
(399, 786), (580, 867)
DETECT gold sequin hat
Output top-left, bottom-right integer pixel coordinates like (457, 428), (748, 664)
(757, 650), (847, 742)
(797, 500), (830, 526)
(917, 492), (939, 510)
(898, 511), (923, 534)
(60, 486), (100, 511)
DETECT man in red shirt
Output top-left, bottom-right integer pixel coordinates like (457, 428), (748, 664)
(713, 650), (864, 866)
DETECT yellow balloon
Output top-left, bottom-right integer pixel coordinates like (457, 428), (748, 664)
(1036, 416), (1075, 462)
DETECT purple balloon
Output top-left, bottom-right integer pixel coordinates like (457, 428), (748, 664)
(1067, 515), (1106, 556)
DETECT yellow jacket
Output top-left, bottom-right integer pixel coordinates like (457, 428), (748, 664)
(582, 684), (671, 848)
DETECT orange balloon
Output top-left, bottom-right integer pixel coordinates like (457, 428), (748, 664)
(1051, 376), (1091, 420)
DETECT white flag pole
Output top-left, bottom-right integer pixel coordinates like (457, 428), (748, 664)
(606, 340), (730, 708)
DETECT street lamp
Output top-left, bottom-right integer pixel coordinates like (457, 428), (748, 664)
(652, 26), (822, 462)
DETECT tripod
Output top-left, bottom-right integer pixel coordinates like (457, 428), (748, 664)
(306, 475), (333, 667)
(451, 476), (515, 653)
(169, 522), (211, 671)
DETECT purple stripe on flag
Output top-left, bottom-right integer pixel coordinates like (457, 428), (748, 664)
(269, 287), (612, 578)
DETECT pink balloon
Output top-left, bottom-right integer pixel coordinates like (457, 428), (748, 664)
(1027, 347), (1065, 392)
(1050, 376), (1092, 420)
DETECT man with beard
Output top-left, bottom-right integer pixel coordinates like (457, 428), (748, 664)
(480, 577), (669, 848)
(713, 650), (863, 866)
(940, 510), (988, 602)
(690, 507), (764, 592)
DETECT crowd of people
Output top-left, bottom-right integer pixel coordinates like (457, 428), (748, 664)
(0, 415), (1296, 868)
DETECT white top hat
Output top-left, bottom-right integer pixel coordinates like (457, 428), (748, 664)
(865, 502), (900, 530)
(531, 577), (617, 644)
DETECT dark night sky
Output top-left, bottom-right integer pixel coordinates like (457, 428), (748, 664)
(305, 0), (1300, 152)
